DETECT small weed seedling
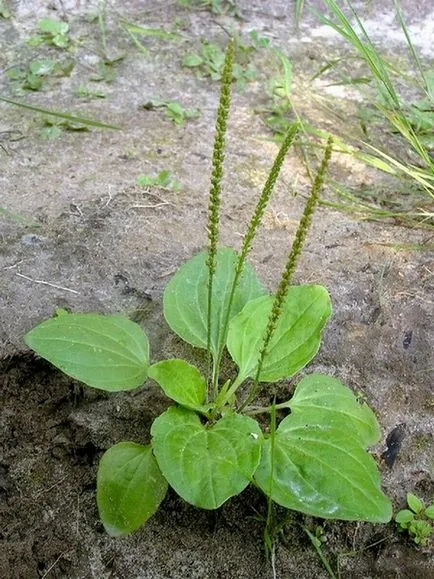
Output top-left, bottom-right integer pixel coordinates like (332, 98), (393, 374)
(88, 55), (125, 83)
(395, 493), (434, 546)
(183, 40), (256, 88)
(142, 99), (200, 126)
(6, 59), (74, 91)
(25, 41), (392, 540)
(136, 170), (181, 192)
(29, 18), (70, 49)
(39, 117), (90, 140)
(75, 85), (106, 99)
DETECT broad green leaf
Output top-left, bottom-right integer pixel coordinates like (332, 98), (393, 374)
(97, 442), (168, 537)
(151, 407), (263, 509)
(254, 375), (392, 522)
(227, 285), (331, 383)
(163, 248), (266, 358)
(407, 492), (424, 514)
(289, 374), (380, 447)
(424, 504), (434, 519)
(24, 313), (149, 391)
(148, 359), (206, 411)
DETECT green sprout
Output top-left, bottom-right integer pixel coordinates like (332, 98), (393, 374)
(29, 18), (71, 48)
(5, 59), (74, 91)
(395, 493), (434, 546)
(142, 99), (200, 125)
(136, 170), (181, 192)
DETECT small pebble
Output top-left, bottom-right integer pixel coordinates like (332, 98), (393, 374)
(21, 234), (45, 246)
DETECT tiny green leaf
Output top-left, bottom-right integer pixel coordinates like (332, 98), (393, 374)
(97, 442), (168, 537)
(136, 174), (154, 187)
(148, 359), (206, 411)
(0, 1), (12, 18)
(407, 492), (425, 514)
(227, 285), (331, 383)
(151, 407), (263, 509)
(27, 35), (44, 47)
(395, 509), (414, 526)
(183, 54), (204, 67)
(254, 374), (392, 522)
(163, 248), (266, 358)
(53, 34), (68, 48)
(24, 313), (149, 391)
(29, 59), (56, 76)
(38, 18), (68, 36)
(424, 504), (434, 520)
(408, 520), (432, 546)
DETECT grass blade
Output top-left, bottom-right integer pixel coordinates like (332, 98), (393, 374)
(0, 96), (121, 129)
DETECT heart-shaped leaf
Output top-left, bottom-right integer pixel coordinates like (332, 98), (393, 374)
(163, 248), (265, 358)
(24, 312), (149, 391)
(227, 285), (331, 383)
(254, 374), (392, 522)
(96, 442), (168, 537)
(148, 359), (206, 411)
(288, 374), (380, 447)
(151, 407), (263, 509)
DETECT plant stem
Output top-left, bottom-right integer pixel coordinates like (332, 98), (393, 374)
(264, 400), (277, 567)
(244, 400), (292, 416)
(303, 525), (337, 579)
(213, 373), (245, 415)
(206, 39), (234, 398)
(240, 136), (334, 411)
(211, 123), (300, 397)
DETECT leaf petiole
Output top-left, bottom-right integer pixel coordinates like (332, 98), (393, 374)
(213, 373), (246, 413)
(244, 400), (292, 416)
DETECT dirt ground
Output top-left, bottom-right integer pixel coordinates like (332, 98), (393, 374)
(1, 1), (433, 578)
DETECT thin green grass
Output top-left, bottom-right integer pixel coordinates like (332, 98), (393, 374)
(317, 0), (434, 177)
(0, 206), (40, 227)
(391, 0), (426, 89)
(294, 0), (305, 30)
(264, 400), (278, 578)
(303, 526), (337, 579)
(0, 96), (121, 129)
(284, 0), (434, 228)
(98, 0), (109, 59)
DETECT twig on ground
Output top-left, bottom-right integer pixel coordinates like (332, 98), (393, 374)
(16, 272), (80, 294)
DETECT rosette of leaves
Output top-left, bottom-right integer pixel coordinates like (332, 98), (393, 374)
(24, 40), (391, 538)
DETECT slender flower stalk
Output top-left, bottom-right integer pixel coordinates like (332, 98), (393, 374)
(240, 136), (334, 410)
(236, 123), (300, 277)
(212, 123), (300, 395)
(206, 39), (234, 394)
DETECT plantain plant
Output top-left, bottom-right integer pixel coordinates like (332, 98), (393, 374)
(24, 40), (392, 538)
